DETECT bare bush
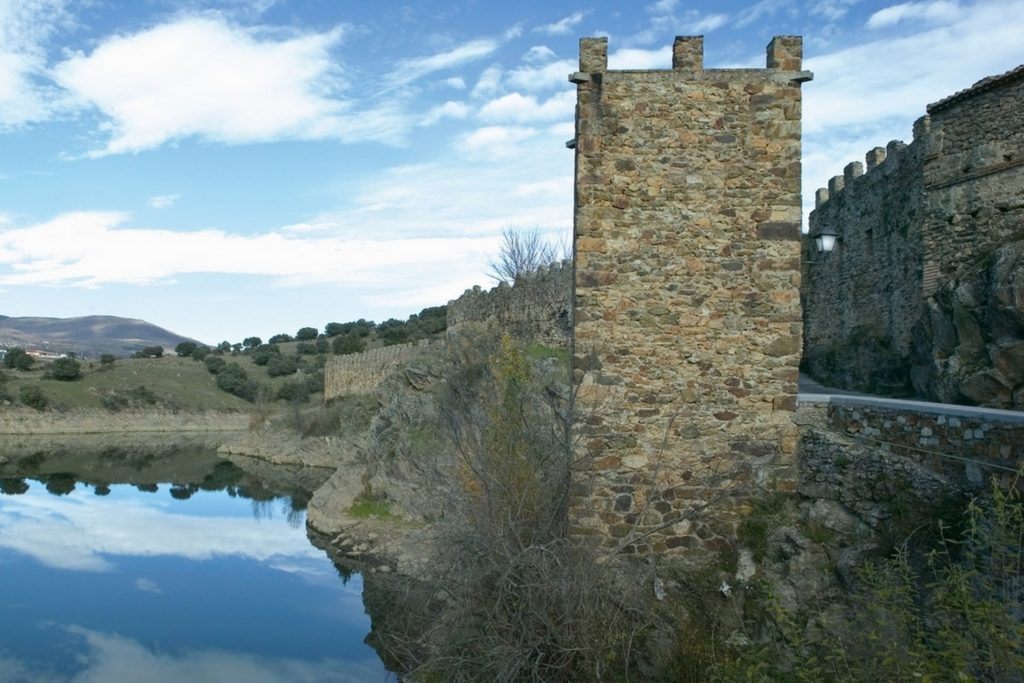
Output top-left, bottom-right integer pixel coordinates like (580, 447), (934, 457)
(367, 332), (661, 681)
(488, 227), (562, 285)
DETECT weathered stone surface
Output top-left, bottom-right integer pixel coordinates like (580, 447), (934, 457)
(802, 67), (1024, 409)
(570, 36), (807, 556)
(960, 368), (1013, 406)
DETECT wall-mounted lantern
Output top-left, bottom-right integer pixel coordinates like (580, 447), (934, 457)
(813, 225), (839, 253)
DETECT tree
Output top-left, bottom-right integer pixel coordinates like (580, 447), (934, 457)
(136, 345), (163, 358)
(252, 344), (281, 366)
(266, 355), (298, 377)
(49, 357), (82, 381)
(487, 226), (561, 284)
(296, 326), (318, 341)
(324, 322), (344, 337)
(0, 478), (29, 495)
(99, 354), (116, 367)
(215, 362), (248, 393)
(333, 332), (366, 355)
(191, 346), (211, 361)
(269, 333), (293, 344)
(378, 318), (410, 346)
(4, 347), (34, 371)
(204, 355), (226, 375)
(175, 341), (197, 357)
(242, 336), (262, 351)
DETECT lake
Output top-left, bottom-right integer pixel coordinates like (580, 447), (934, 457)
(0, 446), (389, 683)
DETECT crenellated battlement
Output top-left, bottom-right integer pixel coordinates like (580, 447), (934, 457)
(572, 34), (811, 85)
(811, 119), (924, 212)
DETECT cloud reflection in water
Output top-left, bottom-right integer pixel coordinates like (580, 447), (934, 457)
(0, 486), (322, 573)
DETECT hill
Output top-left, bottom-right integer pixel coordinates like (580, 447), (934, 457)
(0, 315), (199, 358)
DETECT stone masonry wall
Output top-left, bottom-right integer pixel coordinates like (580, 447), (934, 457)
(820, 399), (1023, 490)
(801, 130), (926, 395)
(570, 36), (810, 556)
(446, 260), (572, 347)
(324, 264), (569, 401)
(323, 339), (441, 401)
(803, 66), (1024, 408)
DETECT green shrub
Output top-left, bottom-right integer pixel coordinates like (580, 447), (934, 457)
(49, 357), (82, 381)
(266, 355), (298, 377)
(204, 355), (226, 374)
(276, 381), (309, 403)
(19, 384), (48, 410)
(333, 333), (365, 355)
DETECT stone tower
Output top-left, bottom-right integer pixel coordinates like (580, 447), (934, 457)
(569, 36), (811, 555)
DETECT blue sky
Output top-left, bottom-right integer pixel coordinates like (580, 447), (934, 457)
(1, 0), (1021, 344)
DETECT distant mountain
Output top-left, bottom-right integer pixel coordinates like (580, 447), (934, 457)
(0, 315), (200, 358)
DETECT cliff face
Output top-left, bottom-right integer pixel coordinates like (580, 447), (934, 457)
(912, 239), (1024, 407)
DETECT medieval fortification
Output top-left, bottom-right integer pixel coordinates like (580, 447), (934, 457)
(802, 65), (1024, 409)
(323, 38), (1023, 557)
(569, 36), (809, 553)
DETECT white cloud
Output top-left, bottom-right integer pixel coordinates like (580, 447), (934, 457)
(393, 38), (498, 83)
(459, 126), (539, 159)
(49, 16), (414, 156)
(0, 0), (72, 128)
(471, 66), (504, 98)
(134, 577), (163, 594)
(505, 59), (577, 91)
(608, 46), (672, 70)
(315, 130), (573, 241)
(689, 13), (729, 32)
(648, 0), (678, 13)
(0, 211), (501, 288)
(523, 45), (556, 63)
(803, 0), (1024, 226)
(442, 76), (466, 89)
(478, 91), (574, 123)
(810, 0), (864, 21)
(735, 0), (797, 28)
(536, 11), (585, 36)
(148, 194), (180, 209)
(420, 100), (471, 126)
(867, 1), (963, 28)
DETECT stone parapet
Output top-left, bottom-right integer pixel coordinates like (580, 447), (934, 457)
(823, 398), (1023, 489)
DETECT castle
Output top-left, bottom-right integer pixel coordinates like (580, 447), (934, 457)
(322, 39), (1023, 558)
(802, 65), (1024, 409)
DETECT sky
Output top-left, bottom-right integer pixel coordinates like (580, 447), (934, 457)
(1, 0), (1021, 345)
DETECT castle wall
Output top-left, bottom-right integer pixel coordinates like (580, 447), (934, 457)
(801, 135), (926, 394)
(922, 66), (1024, 289)
(570, 36), (810, 555)
(446, 260), (572, 347)
(323, 339), (441, 401)
(803, 65), (1024, 408)
(324, 264), (570, 401)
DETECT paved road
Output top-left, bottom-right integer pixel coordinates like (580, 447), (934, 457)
(797, 374), (866, 397)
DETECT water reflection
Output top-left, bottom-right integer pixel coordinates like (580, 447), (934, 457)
(0, 447), (387, 682)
